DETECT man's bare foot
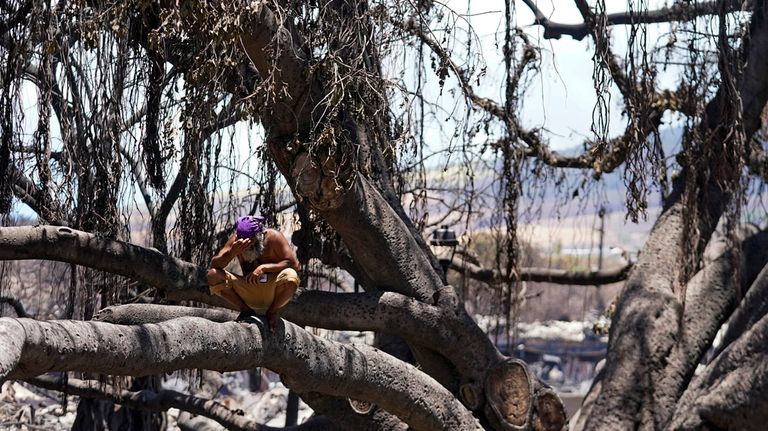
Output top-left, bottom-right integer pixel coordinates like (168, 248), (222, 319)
(266, 311), (280, 330)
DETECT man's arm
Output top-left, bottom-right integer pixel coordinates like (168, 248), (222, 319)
(247, 230), (299, 281)
(210, 234), (253, 270)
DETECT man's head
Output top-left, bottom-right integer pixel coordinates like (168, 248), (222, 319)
(236, 215), (267, 239)
(236, 215), (267, 263)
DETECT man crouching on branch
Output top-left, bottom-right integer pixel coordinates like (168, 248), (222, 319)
(207, 215), (300, 329)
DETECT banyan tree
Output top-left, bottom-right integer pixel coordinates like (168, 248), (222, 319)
(2, 1), (768, 430)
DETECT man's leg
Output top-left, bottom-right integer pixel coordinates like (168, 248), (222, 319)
(208, 269), (254, 315)
(265, 277), (298, 329)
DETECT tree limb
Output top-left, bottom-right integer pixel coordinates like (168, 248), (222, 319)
(0, 225), (216, 305)
(92, 292), (500, 386)
(0, 296), (29, 318)
(521, 0), (746, 41)
(450, 256), (632, 286)
(0, 317), (480, 431)
(93, 304), (237, 325)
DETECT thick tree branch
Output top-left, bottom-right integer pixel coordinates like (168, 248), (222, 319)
(93, 304), (237, 325)
(640, 228), (768, 430)
(0, 225), (216, 305)
(0, 223), (493, 387)
(238, 3), (445, 302)
(713, 233), (768, 356)
(0, 317), (480, 431)
(92, 292), (500, 386)
(522, 0), (746, 41)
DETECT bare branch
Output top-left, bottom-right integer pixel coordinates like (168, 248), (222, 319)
(0, 296), (29, 318)
(7, 166), (64, 224)
(118, 143), (156, 218)
(522, 0), (747, 41)
(450, 256), (633, 286)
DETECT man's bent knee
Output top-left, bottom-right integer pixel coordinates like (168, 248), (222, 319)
(207, 268), (227, 286)
(276, 279), (298, 293)
(272, 280), (298, 310)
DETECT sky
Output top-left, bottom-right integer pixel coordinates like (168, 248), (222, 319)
(416, 0), (687, 152)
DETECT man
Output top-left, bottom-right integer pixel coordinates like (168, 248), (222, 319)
(207, 215), (300, 329)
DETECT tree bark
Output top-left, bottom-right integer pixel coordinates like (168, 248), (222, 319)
(668, 264), (768, 431)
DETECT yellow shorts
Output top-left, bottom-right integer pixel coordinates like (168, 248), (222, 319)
(210, 268), (300, 313)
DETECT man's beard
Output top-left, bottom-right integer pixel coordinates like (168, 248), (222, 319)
(240, 235), (264, 263)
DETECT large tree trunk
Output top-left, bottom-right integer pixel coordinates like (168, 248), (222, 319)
(576, 4), (768, 429)
(668, 263), (768, 431)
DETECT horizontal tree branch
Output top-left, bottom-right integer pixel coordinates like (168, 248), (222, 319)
(0, 316), (480, 431)
(522, 0), (746, 41)
(450, 256), (632, 286)
(0, 225), (219, 305)
(92, 304), (237, 325)
(0, 225), (499, 389)
(93, 290), (501, 386)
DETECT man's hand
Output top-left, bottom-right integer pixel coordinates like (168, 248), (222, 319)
(229, 238), (253, 257)
(246, 266), (266, 284)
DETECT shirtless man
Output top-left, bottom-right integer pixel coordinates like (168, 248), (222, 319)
(207, 215), (300, 329)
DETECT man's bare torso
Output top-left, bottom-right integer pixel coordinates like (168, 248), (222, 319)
(237, 230), (279, 273)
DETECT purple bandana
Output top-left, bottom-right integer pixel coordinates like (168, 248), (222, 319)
(235, 215), (267, 239)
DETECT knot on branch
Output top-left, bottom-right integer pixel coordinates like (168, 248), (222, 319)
(291, 152), (347, 210)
